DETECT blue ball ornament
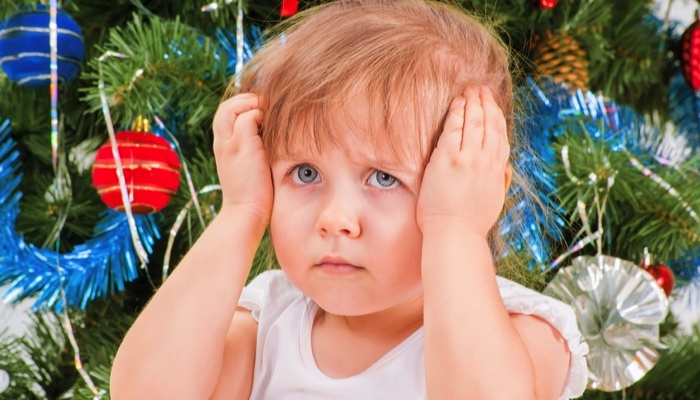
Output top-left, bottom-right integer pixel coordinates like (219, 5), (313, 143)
(0, 5), (84, 88)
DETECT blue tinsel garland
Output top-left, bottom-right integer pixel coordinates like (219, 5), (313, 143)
(0, 118), (160, 312)
(215, 26), (263, 77)
(669, 70), (700, 153)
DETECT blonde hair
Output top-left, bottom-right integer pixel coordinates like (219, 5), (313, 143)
(227, 0), (538, 281)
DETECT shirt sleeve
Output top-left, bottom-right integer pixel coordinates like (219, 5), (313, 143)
(496, 276), (589, 400)
(238, 269), (300, 323)
(238, 270), (278, 322)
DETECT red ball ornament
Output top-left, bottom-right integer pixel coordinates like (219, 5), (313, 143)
(639, 250), (675, 297)
(538, 0), (557, 10)
(681, 13), (700, 91)
(644, 264), (675, 297)
(281, 0), (299, 17)
(92, 130), (181, 214)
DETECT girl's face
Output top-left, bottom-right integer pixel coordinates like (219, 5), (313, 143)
(269, 116), (425, 317)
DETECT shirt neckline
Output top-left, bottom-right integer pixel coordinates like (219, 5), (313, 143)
(299, 298), (425, 381)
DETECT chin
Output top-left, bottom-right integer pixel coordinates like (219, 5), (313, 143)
(305, 290), (379, 316)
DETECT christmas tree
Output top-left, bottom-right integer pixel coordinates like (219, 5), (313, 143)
(1, 0), (700, 398)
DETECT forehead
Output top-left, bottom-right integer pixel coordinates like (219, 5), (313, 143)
(269, 92), (433, 171)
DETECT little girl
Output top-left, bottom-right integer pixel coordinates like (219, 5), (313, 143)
(111, 0), (588, 399)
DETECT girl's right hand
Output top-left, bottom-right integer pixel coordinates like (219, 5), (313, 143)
(212, 93), (272, 229)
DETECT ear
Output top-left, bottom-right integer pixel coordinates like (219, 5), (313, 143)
(505, 162), (513, 193)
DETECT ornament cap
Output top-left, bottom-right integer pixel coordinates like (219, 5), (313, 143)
(132, 116), (151, 133)
(641, 247), (653, 267)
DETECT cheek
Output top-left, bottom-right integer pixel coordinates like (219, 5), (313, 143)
(391, 226), (423, 272)
(269, 204), (291, 265)
(270, 195), (311, 267)
(369, 198), (423, 262)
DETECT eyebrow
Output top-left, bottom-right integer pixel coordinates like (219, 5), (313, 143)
(275, 151), (420, 173)
(356, 151), (421, 171)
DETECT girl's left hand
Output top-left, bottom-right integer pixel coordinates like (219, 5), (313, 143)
(416, 87), (511, 237)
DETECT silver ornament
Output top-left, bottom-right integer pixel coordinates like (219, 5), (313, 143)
(544, 255), (669, 391)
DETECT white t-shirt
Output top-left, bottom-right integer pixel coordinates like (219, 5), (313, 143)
(238, 270), (588, 400)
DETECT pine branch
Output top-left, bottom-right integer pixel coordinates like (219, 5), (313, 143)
(0, 1), (41, 20)
(553, 120), (700, 265)
(0, 329), (44, 399)
(0, 314), (79, 399)
(81, 14), (227, 130)
(0, 298), (135, 399)
(589, 7), (673, 115)
(72, 364), (111, 399)
(0, 81), (51, 134)
(71, 295), (136, 368)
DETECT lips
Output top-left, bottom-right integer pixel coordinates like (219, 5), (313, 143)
(315, 255), (363, 272)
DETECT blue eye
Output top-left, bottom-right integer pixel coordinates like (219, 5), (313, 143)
(368, 170), (399, 189)
(292, 164), (319, 184)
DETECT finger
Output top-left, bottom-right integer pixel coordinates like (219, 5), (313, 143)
(462, 88), (484, 152)
(213, 94), (261, 141)
(435, 96), (466, 152)
(232, 109), (264, 144)
(213, 94), (261, 139)
(214, 109), (263, 162)
(480, 87), (508, 157)
(480, 87), (507, 141)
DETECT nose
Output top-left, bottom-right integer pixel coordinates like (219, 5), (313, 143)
(315, 188), (361, 238)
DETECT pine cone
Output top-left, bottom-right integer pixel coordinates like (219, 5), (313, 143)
(532, 31), (590, 92)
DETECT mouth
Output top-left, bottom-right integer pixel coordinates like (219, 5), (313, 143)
(315, 256), (363, 273)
